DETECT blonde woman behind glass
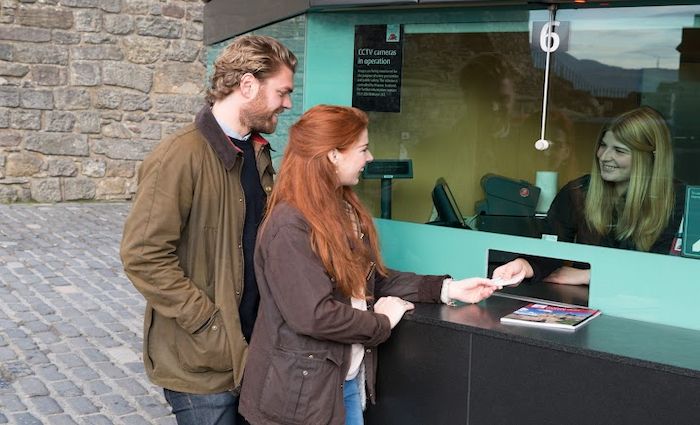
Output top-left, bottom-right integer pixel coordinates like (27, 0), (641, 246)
(493, 106), (685, 285)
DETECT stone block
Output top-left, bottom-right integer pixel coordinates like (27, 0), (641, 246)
(54, 87), (90, 110)
(99, 110), (122, 122)
(124, 112), (144, 122)
(0, 87), (20, 107)
(135, 16), (182, 39)
(70, 45), (122, 60)
(93, 88), (121, 109)
(25, 133), (89, 156)
(51, 30), (81, 45)
(74, 9), (101, 32)
(96, 177), (124, 196)
(103, 14), (132, 35)
(82, 159), (106, 177)
(0, 25), (51, 42)
(154, 94), (202, 114)
(6, 152), (43, 176)
(0, 44), (12, 61)
(10, 109), (41, 129)
(124, 0), (149, 15)
(31, 65), (67, 86)
(154, 62), (205, 95)
(46, 111), (76, 132)
(102, 122), (133, 138)
(0, 108), (8, 128)
(0, 131), (21, 147)
(30, 178), (61, 202)
(19, 89), (53, 109)
(161, 4), (184, 19)
(70, 61), (101, 86)
(186, 21), (203, 41)
(83, 33), (117, 44)
(30, 395), (63, 415)
(164, 40), (200, 62)
(105, 159), (135, 177)
(99, 0), (121, 13)
(14, 43), (69, 65)
(134, 121), (161, 140)
(0, 62), (29, 77)
(91, 138), (156, 160)
(102, 62), (152, 93)
(121, 93), (150, 111)
(59, 0), (99, 7)
(75, 111), (101, 133)
(17, 7), (73, 29)
(123, 37), (163, 64)
(0, 181), (32, 201)
(65, 396), (98, 415)
(47, 158), (78, 177)
(63, 178), (96, 200)
(186, 5), (203, 23)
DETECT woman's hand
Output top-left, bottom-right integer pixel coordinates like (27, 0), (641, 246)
(543, 266), (590, 285)
(448, 277), (497, 304)
(491, 258), (533, 286)
(374, 296), (415, 329)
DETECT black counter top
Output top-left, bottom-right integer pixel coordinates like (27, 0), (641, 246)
(403, 294), (700, 379)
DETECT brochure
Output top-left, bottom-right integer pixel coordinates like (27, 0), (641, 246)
(500, 303), (601, 331)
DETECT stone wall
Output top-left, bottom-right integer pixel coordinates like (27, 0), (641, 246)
(0, 0), (206, 203)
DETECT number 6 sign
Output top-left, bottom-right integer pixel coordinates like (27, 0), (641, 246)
(540, 20), (561, 53)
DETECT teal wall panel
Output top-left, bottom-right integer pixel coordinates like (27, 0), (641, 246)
(376, 219), (700, 331)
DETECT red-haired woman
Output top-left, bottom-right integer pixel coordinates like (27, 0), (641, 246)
(239, 105), (496, 425)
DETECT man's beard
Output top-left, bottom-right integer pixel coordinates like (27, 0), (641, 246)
(240, 91), (280, 134)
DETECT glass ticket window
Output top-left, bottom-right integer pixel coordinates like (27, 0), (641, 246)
(355, 3), (700, 259)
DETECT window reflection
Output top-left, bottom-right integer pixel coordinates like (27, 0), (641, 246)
(356, 3), (700, 258)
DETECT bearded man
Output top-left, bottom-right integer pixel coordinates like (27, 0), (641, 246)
(120, 35), (296, 425)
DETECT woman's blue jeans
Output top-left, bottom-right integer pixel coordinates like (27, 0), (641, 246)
(343, 376), (364, 425)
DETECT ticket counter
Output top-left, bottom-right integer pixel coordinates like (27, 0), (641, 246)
(364, 295), (700, 425)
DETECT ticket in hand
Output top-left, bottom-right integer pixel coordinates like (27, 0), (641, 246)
(489, 276), (521, 287)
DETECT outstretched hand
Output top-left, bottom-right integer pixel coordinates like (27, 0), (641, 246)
(491, 258), (533, 286)
(448, 277), (497, 304)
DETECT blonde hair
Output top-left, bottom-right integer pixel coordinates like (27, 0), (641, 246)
(206, 35), (297, 104)
(584, 106), (674, 251)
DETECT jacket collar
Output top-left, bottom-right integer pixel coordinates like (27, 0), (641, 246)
(194, 105), (272, 170)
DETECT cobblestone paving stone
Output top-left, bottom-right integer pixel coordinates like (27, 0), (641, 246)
(0, 203), (176, 425)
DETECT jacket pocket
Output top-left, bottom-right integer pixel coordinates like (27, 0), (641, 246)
(260, 348), (341, 425)
(176, 311), (233, 373)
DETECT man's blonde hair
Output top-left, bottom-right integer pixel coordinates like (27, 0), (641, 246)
(206, 35), (297, 104)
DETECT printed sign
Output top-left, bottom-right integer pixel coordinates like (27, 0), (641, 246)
(531, 21), (570, 53)
(352, 24), (404, 113)
(682, 186), (700, 259)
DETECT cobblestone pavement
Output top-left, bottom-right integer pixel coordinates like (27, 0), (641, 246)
(0, 202), (176, 425)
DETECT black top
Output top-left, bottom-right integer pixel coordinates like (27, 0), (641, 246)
(529, 174), (686, 281)
(230, 136), (267, 342)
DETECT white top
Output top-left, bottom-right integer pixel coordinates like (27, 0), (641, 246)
(346, 296), (368, 380)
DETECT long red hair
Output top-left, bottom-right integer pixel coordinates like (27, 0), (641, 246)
(263, 105), (386, 298)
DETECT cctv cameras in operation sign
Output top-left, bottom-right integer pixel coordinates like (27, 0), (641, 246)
(352, 24), (404, 113)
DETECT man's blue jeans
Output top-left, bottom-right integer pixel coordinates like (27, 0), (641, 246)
(163, 388), (249, 425)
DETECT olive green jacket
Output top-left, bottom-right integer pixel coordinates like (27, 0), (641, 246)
(120, 106), (275, 394)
